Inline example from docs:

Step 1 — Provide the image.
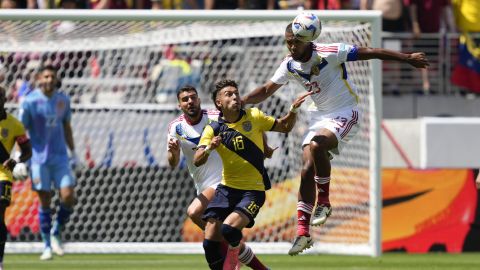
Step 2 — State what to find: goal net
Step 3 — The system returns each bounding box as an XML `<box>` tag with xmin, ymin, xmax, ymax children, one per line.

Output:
<box><xmin>0</xmin><ymin>10</ymin><xmax>381</xmax><ymax>256</ymax></box>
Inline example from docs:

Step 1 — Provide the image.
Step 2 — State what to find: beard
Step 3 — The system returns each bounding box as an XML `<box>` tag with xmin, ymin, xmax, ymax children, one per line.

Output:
<box><xmin>186</xmin><ymin>107</ymin><xmax>200</xmax><ymax>118</ymax></box>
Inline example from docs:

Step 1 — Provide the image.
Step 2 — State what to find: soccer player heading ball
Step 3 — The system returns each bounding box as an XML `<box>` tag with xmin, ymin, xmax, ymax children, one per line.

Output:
<box><xmin>242</xmin><ymin>14</ymin><xmax>429</xmax><ymax>255</ymax></box>
<box><xmin>292</xmin><ymin>12</ymin><xmax>322</xmax><ymax>42</ymax></box>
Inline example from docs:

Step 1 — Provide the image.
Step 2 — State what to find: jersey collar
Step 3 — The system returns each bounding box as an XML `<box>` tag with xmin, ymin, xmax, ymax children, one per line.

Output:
<box><xmin>218</xmin><ymin>109</ymin><xmax>246</xmax><ymax>124</ymax></box>
<box><xmin>184</xmin><ymin>110</ymin><xmax>204</xmax><ymax>126</ymax></box>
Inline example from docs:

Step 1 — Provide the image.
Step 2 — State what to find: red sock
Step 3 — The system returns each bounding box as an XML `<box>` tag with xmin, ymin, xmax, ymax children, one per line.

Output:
<box><xmin>315</xmin><ymin>176</ymin><xmax>331</xmax><ymax>206</ymax></box>
<box><xmin>297</xmin><ymin>201</ymin><xmax>313</xmax><ymax>236</ymax></box>
<box><xmin>238</xmin><ymin>245</ymin><xmax>268</xmax><ymax>270</ymax></box>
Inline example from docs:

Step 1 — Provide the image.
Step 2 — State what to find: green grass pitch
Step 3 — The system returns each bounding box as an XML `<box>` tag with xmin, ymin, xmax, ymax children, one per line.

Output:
<box><xmin>5</xmin><ymin>253</ymin><xmax>480</xmax><ymax>270</ymax></box>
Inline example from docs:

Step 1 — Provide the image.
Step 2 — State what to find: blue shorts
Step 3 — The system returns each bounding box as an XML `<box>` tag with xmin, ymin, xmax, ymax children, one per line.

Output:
<box><xmin>30</xmin><ymin>161</ymin><xmax>76</xmax><ymax>191</ymax></box>
<box><xmin>202</xmin><ymin>184</ymin><xmax>266</xmax><ymax>228</ymax></box>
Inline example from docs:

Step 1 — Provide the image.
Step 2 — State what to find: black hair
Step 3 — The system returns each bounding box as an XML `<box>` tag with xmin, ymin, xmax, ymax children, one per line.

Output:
<box><xmin>176</xmin><ymin>85</ymin><xmax>198</xmax><ymax>100</ymax></box>
<box><xmin>286</xmin><ymin>23</ymin><xmax>293</xmax><ymax>33</ymax></box>
<box><xmin>211</xmin><ymin>79</ymin><xmax>238</xmax><ymax>110</ymax></box>
<box><xmin>38</xmin><ymin>64</ymin><xmax>58</xmax><ymax>74</ymax></box>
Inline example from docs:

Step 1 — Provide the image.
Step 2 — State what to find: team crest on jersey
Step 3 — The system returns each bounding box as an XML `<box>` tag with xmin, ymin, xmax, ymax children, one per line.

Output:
<box><xmin>310</xmin><ymin>55</ymin><xmax>323</xmax><ymax>76</ymax></box>
<box><xmin>242</xmin><ymin>121</ymin><xmax>252</xmax><ymax>132</ymax></box>
<box><xmin>1</xmin><ymin>128</ymin><xmax>8</xmax><ymax>138</ymax></box>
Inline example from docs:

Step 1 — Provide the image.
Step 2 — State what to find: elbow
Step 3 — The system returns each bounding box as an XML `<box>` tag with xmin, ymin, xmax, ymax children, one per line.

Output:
<box><xmin>278</xmin><ymin>121</ymin><xmax>294</xmax><ymax>133</ymax></box>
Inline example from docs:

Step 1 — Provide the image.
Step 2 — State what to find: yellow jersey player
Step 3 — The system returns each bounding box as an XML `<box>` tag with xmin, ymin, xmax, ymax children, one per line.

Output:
<box><xmin>167</xmin><ymin>85</ymin><xmax>271</xmax><ymax>270</ymax></box>
<box><xmin>193</xmin><ymin>79</ymin><xmax>310</xmax><ymax>270</ymax></box>
<box><xmin>0</xmin><ymin>86</ymin><xmax>32</xmax><ymax>270</ymax></box>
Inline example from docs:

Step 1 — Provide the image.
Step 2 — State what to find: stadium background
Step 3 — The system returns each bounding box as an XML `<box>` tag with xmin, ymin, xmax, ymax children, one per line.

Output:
<box><xmin>0</xmin><ymin>1</ymin><xmax>479</xmax><ymax>269</ymax></box>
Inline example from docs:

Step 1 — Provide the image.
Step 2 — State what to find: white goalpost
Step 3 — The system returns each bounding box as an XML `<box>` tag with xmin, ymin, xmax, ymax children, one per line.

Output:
<box><xmin>0</xmin><ymin>9</ymin><xmax>382</xmax><ymax>257</ymax></box>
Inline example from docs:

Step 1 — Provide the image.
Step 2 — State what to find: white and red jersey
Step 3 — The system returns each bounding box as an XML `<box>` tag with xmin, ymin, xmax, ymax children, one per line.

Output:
<box><xmin>271</xmin><ymin>42</ymin><xmax>360</xmax><ymax>113</ymax></box>
<box><xmin>167</xmin><ymin>109</ymin><xmax>222</xmax><ymax>194</ymax></box>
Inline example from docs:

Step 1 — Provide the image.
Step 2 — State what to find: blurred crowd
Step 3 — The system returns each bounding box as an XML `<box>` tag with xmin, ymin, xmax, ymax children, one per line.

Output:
<box><xmin>0</xmin><ymin>0</ymin><xmax>477</xmax><ymax>37</ymax></box>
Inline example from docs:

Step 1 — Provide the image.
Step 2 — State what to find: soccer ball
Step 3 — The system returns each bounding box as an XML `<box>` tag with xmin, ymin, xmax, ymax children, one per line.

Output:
<box><xmin>292</xmin><ymin>12</ymin><xmax>321</xmax><ymax>42</ymax></box>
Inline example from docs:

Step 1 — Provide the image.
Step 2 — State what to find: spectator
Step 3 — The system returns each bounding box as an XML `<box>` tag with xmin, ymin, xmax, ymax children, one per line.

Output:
<box><xmin>90</xmin><ymin>0</ymin><xmax>130</xmax><ymax>9</ymax></box>
<box><xmin>59</xmin><ymin>0</ymin><xmax>88</xmax><ymax>8</ymax></box>
<box><xmin>361</xmin><ymin>0</ymin><xmax>407</xmax><ymax>32</ymax></box>
<box><xmin>451</xmin><ymin>0</ymin><xmax>480</xmax><ymax>94</ymax></box>
<box><xmin>409</xmin><ymin>0</ymin><xmax>456</xmax><ymax>94</ymax></box>
<box><xmin>245</xmin><ymin>0</ymin><xmax>276</xmax><ymax>9</ymax></box>
<box><xmin>1</xmin><ymin>0</ymin><xmax>16</xmax><ymax>8</ymax></box>
<box><xmin>278</xmin><ymin>0</ymin><xmax>304</xmax><ymax>9</ymax></box>
<box><xmin>304</xmin><ymin>0</ymin><xmax>353</xmax><ymax>9</ymax></box>
<box><xmin>452</xmin><ymin>0</ymin><xmax>480</xmax><ymax>32</ymax></box>
<box><xmin>205</xmin><ymin>0</ymin><xmax>242</xmax><ymax>9</ymax></box>
<box><xmin>362</xmin><ymin>0</ymin><xmax>408</xmax><ymax>95</ymax></box>
<box><xmin>150</xmin><ymin>0</ymin><xmax>201</xmax><ymax>9</ymax></box>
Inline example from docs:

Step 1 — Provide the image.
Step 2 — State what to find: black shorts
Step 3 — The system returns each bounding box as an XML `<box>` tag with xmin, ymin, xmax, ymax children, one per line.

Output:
<box><xmin>0</xmin><ymin>181</ymin><xmax>12</xmax><ymax>207</ymax></box>
<box><xmin>202</xmin><ymin>184</ymin><xmax>265</xmax><ymax>228</ymax></box>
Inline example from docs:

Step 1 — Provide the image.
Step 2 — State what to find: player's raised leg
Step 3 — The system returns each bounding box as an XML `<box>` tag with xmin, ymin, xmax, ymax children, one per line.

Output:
<box><xmin>288</xmin><ymin>146</ymin><xmax>315</xmax><ymax>256</ymax></box>
<box><xmin>309</xmin><ymin>128</ymin><xmax>337</xmax><ymax>226</ymax></box>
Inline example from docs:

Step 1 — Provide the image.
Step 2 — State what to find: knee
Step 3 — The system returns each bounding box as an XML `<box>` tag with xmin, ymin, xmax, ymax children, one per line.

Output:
<box><xmin>310</xmin><ymin>136</ymin><xmax>330</xmax><ymax>156</ymax></box>
<box><xmin>310</xmin><ymin>136</ymin><xmax>328</xmax><ymax>151</ymax></box>
<box><xmin>221</xmin><ymin>224</ymin><xmax>242</xmax><ymax>247</ymax></box>
<box><xmin>187</xmin><ymin>205</ymin><xmax>203</xmax><ymax>221</ymax></box>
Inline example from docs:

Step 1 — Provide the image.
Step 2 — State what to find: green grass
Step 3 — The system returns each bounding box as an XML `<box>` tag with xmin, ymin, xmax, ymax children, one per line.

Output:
<box><xmin>5</xmin><ymin>253</ymin><xmax>480</xmax><ymax>270</ymax></box>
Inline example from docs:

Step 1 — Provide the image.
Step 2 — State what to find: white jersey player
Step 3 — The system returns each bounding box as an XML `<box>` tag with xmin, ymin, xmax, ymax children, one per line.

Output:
<box><xmin>167</xmin><ymin>85</ymin><xmax>271</xmax><ymax>270</ymax></box>
<box><xmin>168</xmin><ymin>109</ymin><xmax>221</xmax><ymax>194</ymax></box>
<box><xmin>242</xmin><ymin>22</ymin><xmax>429</xmax><ymax>255</ymax></box>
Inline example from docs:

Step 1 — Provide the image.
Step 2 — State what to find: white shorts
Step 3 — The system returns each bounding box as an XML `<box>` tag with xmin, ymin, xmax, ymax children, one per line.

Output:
<box><xmin>302</xmin><ymin>107</ymin><xmax>361</xmax><ymax>156</ymax></box>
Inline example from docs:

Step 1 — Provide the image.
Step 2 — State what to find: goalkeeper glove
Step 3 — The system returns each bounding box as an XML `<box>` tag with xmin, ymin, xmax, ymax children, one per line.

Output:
<box><xmin>12</xmin><ymin>162</ymin><xmax>29</xmax><ymax>181</ymax></box>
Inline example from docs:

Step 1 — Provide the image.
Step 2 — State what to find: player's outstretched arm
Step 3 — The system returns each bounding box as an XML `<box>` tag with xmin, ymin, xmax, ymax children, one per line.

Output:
<box><xmin>357</xmin><ymin>47</ymin><xmax>430</xmax><ymax>68</ymax></box>
<box><xmin>242</xmin><ymin>81</ymin><xmax>283</xmax><ymax>105</ymax></box>
<box><xmin>272</xmin><ymin>92</ymin><xmax>312</xmax><ymax>133</ymax></box>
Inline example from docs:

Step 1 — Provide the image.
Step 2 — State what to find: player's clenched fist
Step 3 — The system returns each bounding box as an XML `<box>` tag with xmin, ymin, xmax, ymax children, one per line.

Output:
<box><xmin>209</xmin><ymin>135</ymin><xmax>222</xmax><ymax>150</ymax></box>
<box><xmin>168</xmin><ymin>137</ymin><xmax>179</xmax><ymax>150</ymax></box>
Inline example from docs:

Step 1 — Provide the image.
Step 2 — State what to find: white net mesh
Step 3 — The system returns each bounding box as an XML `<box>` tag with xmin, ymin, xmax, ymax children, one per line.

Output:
<box><xmin>1</xmin><ymin>11</ymin><xmax>378</xmax><ymax>255</ymax></box>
